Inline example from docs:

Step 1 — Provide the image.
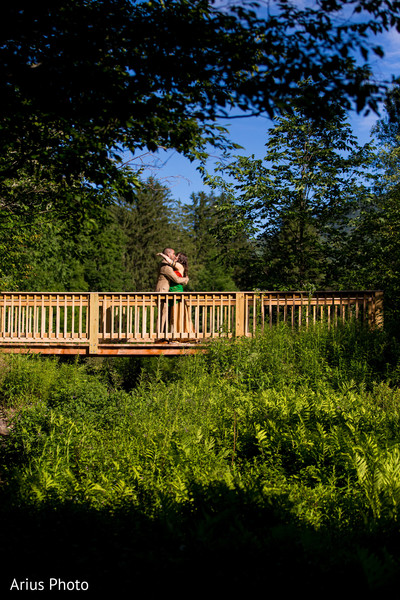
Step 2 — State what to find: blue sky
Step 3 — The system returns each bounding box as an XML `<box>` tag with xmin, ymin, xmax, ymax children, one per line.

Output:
<box><xmin>127</xmin><ymin>13</ymin><xmax>400</xmax><ymax>205</ymax></box>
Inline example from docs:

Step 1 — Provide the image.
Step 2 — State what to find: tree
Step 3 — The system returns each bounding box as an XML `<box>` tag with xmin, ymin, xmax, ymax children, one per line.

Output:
<box><xmin>20</xmin><ymin>177</ymin><xmax>188</xmax><ymax>292</ymax></box>
<box><xmin>20</xmin><ymin>218</ymin><xmax>106</xmax><ymax>292</ymax></box>
<box><xmin>1</xmin><ymin>0</ymin><xmax>398</xmax><ymax>224</ymax></box>
<box><xmin>180</xmin><ymin>191</ymin><xmax>240</xmax><ymax>290</ymax></box>
<box><xmin>0</xmin><ymin>221</ymin><xmax>38</xmax><ymax>290</ymax></box>
<box><xmin>113</xmin><ymin>178</ymin><xmax>189</xmax><ymax>291</ymax></box>
<box><xmin>338</xmin><ymin>82</ymin><xmax>400</xmax><ymax>322</ymax></box>
<box><xmin>210</xmin><ymin>85</ymin><xmax>375</xmax><ymax>289</ymax></box>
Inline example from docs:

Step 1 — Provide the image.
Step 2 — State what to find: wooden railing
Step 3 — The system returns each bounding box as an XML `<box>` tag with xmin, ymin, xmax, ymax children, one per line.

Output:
<box><xmin>0</xmin><ymin>291</ymin><xmax>383</xmax><ymax>355</ymax></box>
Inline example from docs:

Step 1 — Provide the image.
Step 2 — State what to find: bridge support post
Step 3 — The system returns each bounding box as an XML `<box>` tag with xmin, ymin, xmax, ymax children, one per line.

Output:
<box><xmin>89</xmin><ymin>293</ymin><xmax>99</xmax><ymax>354</ymax></box>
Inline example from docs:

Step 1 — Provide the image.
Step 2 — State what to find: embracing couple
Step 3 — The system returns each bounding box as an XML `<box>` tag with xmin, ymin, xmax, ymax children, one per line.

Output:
<box><xmin>155</xmin><ymin>247</ymin><xmax>194</xmax><ymax>335</ymax></box>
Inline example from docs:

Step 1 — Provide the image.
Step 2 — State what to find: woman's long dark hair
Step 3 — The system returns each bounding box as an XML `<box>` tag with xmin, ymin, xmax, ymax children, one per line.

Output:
<box><xmin>177</xmin><ymin>252</ymin><xmax>188</xmax><ymax>277</ymax></box>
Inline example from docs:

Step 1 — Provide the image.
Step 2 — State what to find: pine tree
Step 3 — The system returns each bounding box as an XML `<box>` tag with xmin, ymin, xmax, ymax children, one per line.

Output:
<box><xmin>114</xmin><ymin>177</ymin><xmax>188</xmax><ymax>292</ymax></box>
<box><xmin>181</xmin><ymin>191</ymin><xmax>258</xmax><ymax>291</ymax></box>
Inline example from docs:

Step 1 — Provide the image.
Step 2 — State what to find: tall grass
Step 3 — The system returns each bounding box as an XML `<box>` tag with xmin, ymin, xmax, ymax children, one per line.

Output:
<box><xmin>1</xmin><ymin>322</ymin><xmax>400</xmax><ymax>593</ymax></box>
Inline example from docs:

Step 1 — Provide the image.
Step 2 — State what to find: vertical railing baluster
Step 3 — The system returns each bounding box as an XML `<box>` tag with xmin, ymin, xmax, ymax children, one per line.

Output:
<box><xmin>235</xmin><ymin>293</ymin><xmax>245</xmax><ymax>337</ymax></box>
<box><xmin>1</xmin><ymin>295</ymin><xmax>5</xmax><ymax>338</ymax></box>
<box><xmin>64</xmin><ymin>295</ymin><xmax>67</xmax><ymax>339</ymax></box>
<box><xmin>89</xmin><ymin>293</ymin><xmax>99</xmax><ymax>354</ymax></box>
<box><xmin>49</xmin><ymin>295</ymin><xmax>53</xmax><ymax>339</ymax></box>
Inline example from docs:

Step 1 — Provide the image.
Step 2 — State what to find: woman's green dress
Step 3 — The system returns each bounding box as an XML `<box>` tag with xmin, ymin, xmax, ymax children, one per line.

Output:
<box><xmin>168</xmin><ymin>282</ymin><xmax>183</xmax><ymax>307</ymax></box>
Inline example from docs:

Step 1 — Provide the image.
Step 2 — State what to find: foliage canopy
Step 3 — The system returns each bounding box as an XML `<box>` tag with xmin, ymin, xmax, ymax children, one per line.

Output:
<box><xmin>1</xmin><ymin>0</ymin><xmax>399</xmax><ymax>220</ymax></box>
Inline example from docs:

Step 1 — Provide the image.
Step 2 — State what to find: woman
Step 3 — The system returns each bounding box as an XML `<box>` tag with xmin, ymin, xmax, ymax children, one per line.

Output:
<box><xmin>157</xmin><ymin>251</ymin><xmax>194</xmax><ymax>334</ymax></box>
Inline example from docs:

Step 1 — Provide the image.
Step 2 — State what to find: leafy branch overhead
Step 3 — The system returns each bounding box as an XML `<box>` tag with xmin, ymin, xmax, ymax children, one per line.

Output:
<box><xmin>1</xmin><ymin>0</ymin><xmax>399</xmax><ymax>220</ymax></box>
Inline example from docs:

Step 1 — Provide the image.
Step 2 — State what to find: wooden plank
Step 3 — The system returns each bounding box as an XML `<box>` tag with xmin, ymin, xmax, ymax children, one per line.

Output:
<box><xmin>375</xmin><ymin>291</ymin><xmax>384</xmax><ymax>329</ymax></box>
<box><xmin>78</xmin><ymin>295</ymin><xmax>83</xmax><ymax>339</ymax></box>
<box><xmin>235</xmin><ymin>293</ymin><xmax>245</xmax><ymax>337</ymax></box>
<box><xmin>119</xmin><ymin>295</ymin><xmax>123</xmax><ymax>338</ymax></box>
<box><xmin>189</xmin><ymin>294</ymin><xmax>194</xmax><ymax>339</ymax></box>
<box><xmin>127</xmin><ymin>295</ymin><xmax>131</xmax><ymax>340</ymax></box>
<box><xmin>195</xmin><ymin>295</ymin><xmax>200</xmax><ymax>338</ymax></box>
<box><xmin>0</xmin><ymin>344</ymin><xmax>203</xmax><ymax>356</ymax></box>
<box><xmin>89</xmin><ymin>293</ymin><xmax>99</xmax><ymax>354</ymax></box>
<box><xmin>156</xmin><ymin>294</ymin><xmax>161</xmax><ymax>338</ymax></box>
<box><xmin>1</xmin><ymin>295</ymin><xmax>5</xmax><ymax>337</ymax></box>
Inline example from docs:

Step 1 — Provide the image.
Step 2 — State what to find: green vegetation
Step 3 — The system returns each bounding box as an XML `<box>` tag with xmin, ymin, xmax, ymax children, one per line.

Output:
<box><xmin>3</xmin><ymin>0</ymin><xmax>390</xmax><ymax>238</ymax></box>
<box><xmin>2</xmin><ymin>4</ymin><xmax>400</xmax><ymax>593</ymax></box>
<box><xmin>1</xmin><ymin>323</ymin><xmax>400</xmax><ymax>593</ymax></box>
<box><xmin>2</xmin><ymin>3</ymin><xmax>400</xmax><ymax>311</ymax></box>
<box><xmin>10</xmin><ymin>185</ymin><xmax>246</xmax><ymax>294</ymax></box>
<box><xmin>210</xmin><ymin>86</ymin><xmax>375</xmax><ymax>290</ymax></box>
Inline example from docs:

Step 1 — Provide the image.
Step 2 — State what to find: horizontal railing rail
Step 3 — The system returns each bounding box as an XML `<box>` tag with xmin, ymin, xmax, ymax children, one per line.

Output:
<box><xmin>0</xmin><ymin>290</ymin><xmax>383</xmax><ymax>355</ymax></box>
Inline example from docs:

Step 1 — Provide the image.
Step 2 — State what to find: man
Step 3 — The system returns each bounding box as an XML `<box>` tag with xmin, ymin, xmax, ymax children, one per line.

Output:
<box><xmin>155</xmin><ymin>248</ymin><xmax>188</xmax><ymax>291</ymax></box>
<box><xmin>155</xmin><ymin>247</ymin><xmax>189</xmax><ymax>335</ymax></box>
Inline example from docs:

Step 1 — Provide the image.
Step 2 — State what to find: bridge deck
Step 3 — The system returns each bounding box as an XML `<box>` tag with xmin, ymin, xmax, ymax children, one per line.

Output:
<box><xmin>0</xmin><ymin>291</ymin><xmax>383</xmax><ymax>356</ymax></box>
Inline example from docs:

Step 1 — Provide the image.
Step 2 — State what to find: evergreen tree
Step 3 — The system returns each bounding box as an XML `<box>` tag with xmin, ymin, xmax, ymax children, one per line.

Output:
<box><xmin>181</xmin><ymin>191</ymin><xmax>260</xmax><ymax>291</ymax></box>
<box><xmin>21</xmin><ymin>177</ymin><xmax>188</xmax><ymax>293</ymax></box>
<box><xmin>114</xmin><ymin>177</ymin><xmax>189</xmax><ymax>292</ymax></box>
<box><xmin>181</xmin><ymin>191</ymin><xmax>224</xmax><ymax>290</ymax></box>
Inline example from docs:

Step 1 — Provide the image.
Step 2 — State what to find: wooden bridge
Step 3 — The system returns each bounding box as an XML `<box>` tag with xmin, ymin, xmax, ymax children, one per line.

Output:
<box><xmin>0</xmin><ymin>290</ymin><xmax>383</xmax><ymax>356</ymax></box>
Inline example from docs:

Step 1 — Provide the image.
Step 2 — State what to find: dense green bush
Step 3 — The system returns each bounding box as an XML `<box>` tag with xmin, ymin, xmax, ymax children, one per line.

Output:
<box><xmin>1</xmin><ymin>323</ymin><xmax>400</xmax><ymax>593</ymax></box>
